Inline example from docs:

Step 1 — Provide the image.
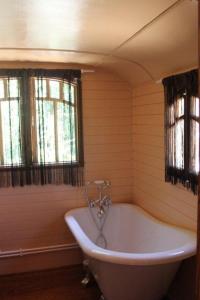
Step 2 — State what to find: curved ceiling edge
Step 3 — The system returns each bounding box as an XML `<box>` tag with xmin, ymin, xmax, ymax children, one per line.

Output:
<box><xmin>0</xmin><ymin>47</ymin><xmax>154</xmax><ymax>82</ymax></box>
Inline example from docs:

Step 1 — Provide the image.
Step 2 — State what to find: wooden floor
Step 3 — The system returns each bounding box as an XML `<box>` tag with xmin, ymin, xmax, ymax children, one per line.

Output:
<box><xmin>0</xmin><ymin>265</ymin><xmax>101</xmax><ymax>300</ymax></box>
<box><xmin>0</xmin><ymin>258</ymin><xmax>195</xmax><ymax>300</ymax></box>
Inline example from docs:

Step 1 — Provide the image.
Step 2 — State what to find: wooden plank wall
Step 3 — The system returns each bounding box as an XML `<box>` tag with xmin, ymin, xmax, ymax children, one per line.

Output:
<box><xmin>0</xmin><ymin>63</ymin><xmax>197</xmax><ymax>275</ymax></box>
<box><xmin>132</xmin><ymin>82</ymin><xmax>197</xmax><ymax>231</ymax></box>
<box><xmin>0</xmin><ymin>67</ymin><xmax>132</xmax><ymax>273</ymax></box>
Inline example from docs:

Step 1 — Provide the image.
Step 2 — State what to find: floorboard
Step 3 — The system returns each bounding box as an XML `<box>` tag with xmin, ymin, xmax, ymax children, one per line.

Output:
<box><xmin>0</xmin><ymin>265</ymin><xmax>101</xmax><ymax>300</ymax></box>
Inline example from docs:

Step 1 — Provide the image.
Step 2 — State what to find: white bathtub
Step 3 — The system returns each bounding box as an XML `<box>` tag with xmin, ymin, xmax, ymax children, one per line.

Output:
<box><xmin>64</xmin><ymin>203</ymin><xmax>196</xmax><ymax>300</ymax></box>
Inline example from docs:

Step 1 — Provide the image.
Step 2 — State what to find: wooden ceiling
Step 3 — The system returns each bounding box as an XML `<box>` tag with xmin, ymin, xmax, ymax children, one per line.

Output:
<box><xmin>0</xmin><ymin>0</ymin><xmax>197</xmax><ymax>85</ymax></box>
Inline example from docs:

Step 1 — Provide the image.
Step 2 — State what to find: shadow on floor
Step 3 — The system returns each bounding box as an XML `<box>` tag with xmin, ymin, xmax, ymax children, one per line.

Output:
<box><xmin>0</xmin><ymin>265</ymin><xmax>101</xmax><ymax>300</ymax></box>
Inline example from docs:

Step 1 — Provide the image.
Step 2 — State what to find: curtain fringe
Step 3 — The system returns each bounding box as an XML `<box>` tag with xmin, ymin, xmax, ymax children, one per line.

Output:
<box><xmin>0</xmin><ymin>166</ymin><xmax>84</xmax><ymax>187</ymax></box>
<box><xmin>166</xmin><ymin>167</ymin><xmax>198</xmax><ymax>195</ymax></box>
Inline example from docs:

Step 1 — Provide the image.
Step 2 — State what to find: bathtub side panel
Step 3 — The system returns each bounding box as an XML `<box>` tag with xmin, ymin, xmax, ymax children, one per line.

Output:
<box><xmin>89</xmin><ymin>258</ymin><xmax>180</xmax><ymax>300</ymax></box>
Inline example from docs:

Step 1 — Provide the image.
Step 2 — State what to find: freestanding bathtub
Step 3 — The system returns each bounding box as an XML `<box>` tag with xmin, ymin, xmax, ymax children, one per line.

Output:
<box><xmin>64</xmin><ymin>203</ymin><xmax>196</xmax><ymax>300</ymax></box>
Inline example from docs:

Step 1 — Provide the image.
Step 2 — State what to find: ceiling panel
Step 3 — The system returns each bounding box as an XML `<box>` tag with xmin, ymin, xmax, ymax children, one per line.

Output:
<box><xmin>0</xmin><ymin>0</ymin><xmax>197</xmax><ymax>86</ymax></box>
<box><xmin>114</xmin><ymin>0</ymin><xmax>198</xmax><ymax>80</ymax></box>
<box><xmin>0</xmin><ymin>0</ymin><xmax>177</xmax><ymax>52</ymax></box>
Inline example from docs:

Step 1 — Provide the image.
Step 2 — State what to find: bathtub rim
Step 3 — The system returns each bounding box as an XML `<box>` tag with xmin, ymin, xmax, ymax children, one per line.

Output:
<box><xmin>64</xmin><ymin>203</ymin><xmax>196</xmax><ymax>266</ymax></box>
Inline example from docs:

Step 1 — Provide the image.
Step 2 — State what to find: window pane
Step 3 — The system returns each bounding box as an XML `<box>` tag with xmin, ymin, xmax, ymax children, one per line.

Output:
<box><xmin>191</xmin><ymin>96</ymin><xmax>199</xmax><ymax>117</ymax></box>
<box><xmin>1</xmin><ymin>101</ymin><xmax>21</xmax><ymax>165</ymax></box>
<box><xmin>0</xmin><ymin>80</ymin><xmax>4</xmax><ymax>98</ymax></box>
<box><xmin>175</xmin><ymin>119</ymin><xmax>184</xmax><ymax>169</ymax></box>
<box><xmin>176</xmin><ymin>97</ymin><xmax>184</xmax><ymax>118</ymax></box>
<box><xmin>33</xmin><ymin>77</ymin><xmax>79</xmax><ymax>166</ymax></box>
<box><xmin>190</xmin><ymin>119</ymin><xmax>199</xmax><ymax>174</ymax></box>
<box><xmin>64</xmin><ymin>83</ymin><xmax>75</xmax><ymax>103</ymax></box>
<box><xmin>35</xmin><ymin>79</ymin><xmax>47</xmax><ymax>98</ymax></box>
<box><xmin>36</xmin><ymin>100</ymin><xmax>55</xmax><ymax>163</ymax></box>
<box><xmin>168</xmin><ymin>126</ymin><xmax>175</xmax><ymax>167</ymax></box>
<box><xmin>57</xmin><ymin>103</ymin><xmax>77</xmax><ymax>162</ymax></box>
<box><xmin>49</xmin><ymin>80</ymin><xmax>60</xmax><ymax>99</ymax></box>
<box><xmin>8</xmin><ymin>79</ymin><xmax>19</xmax><ymax>98</ymax></box>
<box><xmin>168</xmin><ymin>104</ymin><xmax>175</xmax><ymax>125</ymax></box>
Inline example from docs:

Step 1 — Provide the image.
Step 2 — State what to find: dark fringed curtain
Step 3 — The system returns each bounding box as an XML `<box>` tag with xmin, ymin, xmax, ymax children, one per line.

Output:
<box><xmin>163</xmin><ymin>69</ymin><xmax>198</xmax><ymax>194</ymax></box>
<box><xmin>0</xmin><ymin>69</ymin><xmax>84</xmax><ymax>187</ymax></box>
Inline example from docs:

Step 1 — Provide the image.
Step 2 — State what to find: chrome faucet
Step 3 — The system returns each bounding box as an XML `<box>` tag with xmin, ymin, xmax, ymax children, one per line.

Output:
<box><xmin>85</xmin><ymin>180</ymin><xmax>112</xmax><ymax>218</ymax></box>
<box><xmin>91</xmin><ymin>195</ymin><xmax>111</xmax><ymax>218</ymax></box>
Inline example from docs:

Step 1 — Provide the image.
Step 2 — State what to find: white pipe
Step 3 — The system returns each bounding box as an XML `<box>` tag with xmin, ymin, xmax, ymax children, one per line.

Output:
<box><xmin>0</xmin><ymin>243</ymin><xmax>79</xmax><ymax>258</ymax></box>
<box><xmin>81</xmin><ymin>69</ymin><xmax>95</xmax><ymax>73</ymax></box>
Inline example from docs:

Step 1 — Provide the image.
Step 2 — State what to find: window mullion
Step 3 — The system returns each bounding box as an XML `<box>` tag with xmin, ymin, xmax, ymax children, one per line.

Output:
<box><xmin>191</xmin><ymin>115</ymin><xmax>199</xmax><ymax>122</ymax></box>
<box><xmin>4</xmin><ymin>78</ymin><xmax>7</xmax><ymax>100</ymax></box>
<box><xmin>60</xmin><ymin>80</ymin><xmax>63</xmax><ymax>101</ymax></box>
<box><xmin>22</xmin><ymin>74</ymin><xmax>33</xmax><ymax>168</ymax></box>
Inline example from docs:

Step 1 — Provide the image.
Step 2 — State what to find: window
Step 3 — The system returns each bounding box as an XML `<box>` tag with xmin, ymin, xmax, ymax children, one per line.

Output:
<box><xmin>167</xmin><ymin>97</ymin><xmax>185</xmax><ymax>170</ymax></box>
<box><xmin>0</xmin><ymin>69</ymin><xmax>83</xmax><ymax>187</ymax></box>
<box><xmin>0</xmin><ymin>78</ymin><xmax>22</xmax><ymax>166</ymax></box>
<box><xmin>190</xmin><ymin>96</ymin><xmax>199</xmax><ymax>174</ymax></box>
<box><xmin>33</xmin><ymin>78</ymin><xmax>78</xmax><ymax>164</ymax></box>
<box><xmin>163</xmin><ymin>69</ymin><xmax>198</xmax><ymax>194</ymax></box>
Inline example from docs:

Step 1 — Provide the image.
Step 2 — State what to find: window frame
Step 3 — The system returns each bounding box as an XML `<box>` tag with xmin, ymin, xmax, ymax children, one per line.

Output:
<box><xmin>31</xmin><ymin>77</ymin><xmax>80</xmax><ymax>166</ymax></box>
<box><xmin>163</xmin><ymin>69</ymin><xmax>198</xmax><ymax>194</ymax></box>
<box><xmin>0</xmin><ymin>68</ymin><xmax>84</xmax><ymax>187</ymax></box>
